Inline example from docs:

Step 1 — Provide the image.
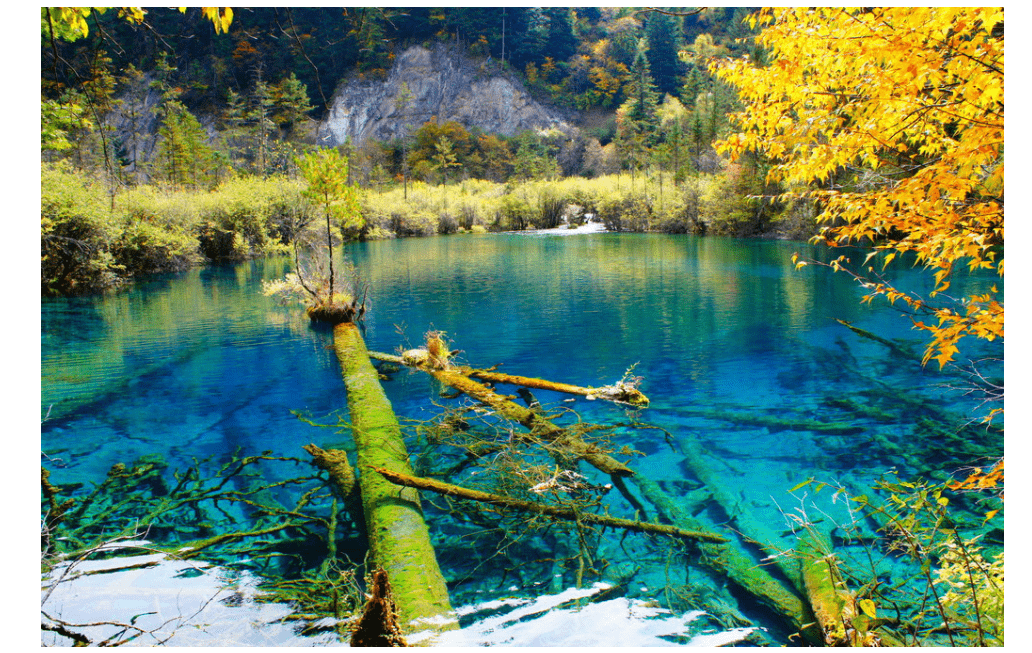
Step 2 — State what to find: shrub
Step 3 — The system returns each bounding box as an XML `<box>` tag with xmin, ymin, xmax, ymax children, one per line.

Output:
<box><xmin>499</xmin><ymin>195</ymin><xmax>535</xmax><ymax>231</ymax></box>
<box><xmin>597</xmin><ymin>195</ymin><xmax>652</xmax><ymax>232</ymax></box>
<box><xmin>41</xmin><ymin>163</ymin><xmax>122</xmax><ymax>295</ymax></box>
<box><xmin>535</xmin><ymin>191</ymin><xmax>565</xmax><ymax>229</ymax></box>
<box><xmin>112</xmin><ymin>220</ymin><xmax>199</xmax><ymax>274</ymax></box>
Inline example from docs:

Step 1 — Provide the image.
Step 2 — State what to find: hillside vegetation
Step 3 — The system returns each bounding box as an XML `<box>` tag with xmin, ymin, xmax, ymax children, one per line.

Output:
<box><xmin>43</xmin><ymin>7</ymin><xmax>797</xmax><ymax>295</ymax></box>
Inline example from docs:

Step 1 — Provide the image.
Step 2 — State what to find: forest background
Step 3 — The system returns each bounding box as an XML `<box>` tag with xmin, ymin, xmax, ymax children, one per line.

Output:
<box><xmin>40</xmin><ymin>6</ymin><xmax>801</xmax><ymax>297</ymax></box>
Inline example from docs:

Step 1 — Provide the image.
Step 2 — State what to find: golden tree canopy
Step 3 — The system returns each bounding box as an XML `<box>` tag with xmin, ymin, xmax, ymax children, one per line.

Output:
<box><xmin>713</xmin><ymin>7</ymin><xmax>1003</xmax><ymax>370</ymax></box>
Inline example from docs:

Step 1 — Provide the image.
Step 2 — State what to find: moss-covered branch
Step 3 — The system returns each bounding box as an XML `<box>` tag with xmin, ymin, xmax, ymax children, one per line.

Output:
<box><xmin>368</xmin><ymin>350</ymin><xmax>649</xmax><ymax>407</ymax></box>
<box><xmin>373</xmin><ymin>466</ymin><xmax>727</xmax><ymax>543</ymax></box>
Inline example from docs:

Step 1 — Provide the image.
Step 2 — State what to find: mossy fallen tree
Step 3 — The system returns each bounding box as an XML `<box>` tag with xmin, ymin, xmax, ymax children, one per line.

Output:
<box><xmin>428</xmin><ymin>368</ymin><xmax>635</xmax><ymax>478</ymax></box>
<box><xmin>836</xmin><ymin>319</ymin><xmax>919</xmax><ymax>362</ymax></box>
<box><xmin>331</xmin><ymin>322</ymin><xmax>457</xmax><ymax>637</ymax></box>
<box><xmin>367</xmin><ymin>350</ymin><xmax>650</xmax><ymax>407</ymax></box>
<box><xmin>373</xmin><ymin>466</ymin><xmax>727</xmax><ymax>543</ymax></box>
<box><xmin>797</xmin><ymin>528</ymin><xmax>902</xmax><ymax>646</ymax></box>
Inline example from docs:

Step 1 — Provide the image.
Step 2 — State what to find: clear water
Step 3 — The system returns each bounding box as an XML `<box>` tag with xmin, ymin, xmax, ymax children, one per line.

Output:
<box><xmin>41</xmin><ymin>233</ymin><xmax>1003</xmax><ymax>645</ymax></box>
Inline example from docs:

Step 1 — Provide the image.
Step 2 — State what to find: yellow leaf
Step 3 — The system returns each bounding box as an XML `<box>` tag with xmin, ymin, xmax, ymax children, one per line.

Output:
<box><xmin>859</xmin><ymin>599</ymin><xmax>877</xmax><ymax>620</ymax></box>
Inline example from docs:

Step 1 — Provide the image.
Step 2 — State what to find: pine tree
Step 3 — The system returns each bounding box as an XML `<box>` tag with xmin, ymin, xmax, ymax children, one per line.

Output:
<box><xmin>542</xmin><ymin>7</ymin><xmax>577</xmax><ymax>64</ymax></box>
<box><xmin>644</xmin><ymin>11</ymin><xmax>683</xmax><ymax>96</ymax></box>
<box><xmin>222</xmin><ymin>88</ymin><xmax>248</xmax><ymax>168</ymax></box>
<box><xmin>273</xmin><ymin>73</ymin><xmax>314</xmax><ymax>130</ymax></box>
<box><xmin>155</xmin><ymin>100</ymin><xmax>213</xmax><ymax>188</ymax></box>
<box><xmin>115</xmin><ymin>64</ymin><xmax>151</xmax><ymax>183</ymax></box>
<box><xmin>625</xmin><ymin>39</ymin><xmax>660</xmax><ymax>135</ymax></box>
<box><xmin>247</xmin><ymin>77</ymin><xmax>277</xmax><ymax>175</ymax></box>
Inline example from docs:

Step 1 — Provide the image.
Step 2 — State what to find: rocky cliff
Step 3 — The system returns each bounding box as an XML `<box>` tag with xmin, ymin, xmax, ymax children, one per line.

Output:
<box><xmin>317</xmin><ymin>44</ymin><xmax>572</xmax><ymax>146</ymax></box>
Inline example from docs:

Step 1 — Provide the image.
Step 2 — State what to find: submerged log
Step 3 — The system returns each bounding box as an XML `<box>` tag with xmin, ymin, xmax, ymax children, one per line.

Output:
<box><xmin>332</xmin><ymin>322</ymin><xmax>457</xmax><ymax>637</ymax></box>
<box><xmin>629</xmin><ymin>474</ymin><xmax>821</xmax><ymax>645</ymax></box>
<box><xmin>798</xmin><ymin>529</ymin><xmax>852</xmax><ymax>646</ymax></box>
<box><xmin>836</xmin><ymin>319</ymin><xmax>918</xmax><ymax>362</ymax></box>
<box><xmin>373</xmin><ymin>467</ymin><xmax>727</xmax><ymax>543</ymax></box>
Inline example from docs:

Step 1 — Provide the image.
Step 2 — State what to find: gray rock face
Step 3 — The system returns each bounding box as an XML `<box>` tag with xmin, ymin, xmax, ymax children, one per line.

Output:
<box><xmin>317</xmin><ymin>44</ymin><xmax>570</xmax><ymax>146</ymax></box>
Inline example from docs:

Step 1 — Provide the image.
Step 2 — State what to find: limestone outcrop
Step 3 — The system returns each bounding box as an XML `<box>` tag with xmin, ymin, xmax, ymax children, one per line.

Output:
<box><xmin>317</xmin><ymin>44</ymin><xmax>571</xmax><ymax>146</ymax></box>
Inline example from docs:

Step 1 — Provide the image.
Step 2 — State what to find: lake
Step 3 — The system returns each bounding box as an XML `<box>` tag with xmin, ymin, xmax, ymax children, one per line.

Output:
<box><xmin>41</xmin><ymin>232</ymin><xmax>1003</xmax><ymax>646</ymax></box>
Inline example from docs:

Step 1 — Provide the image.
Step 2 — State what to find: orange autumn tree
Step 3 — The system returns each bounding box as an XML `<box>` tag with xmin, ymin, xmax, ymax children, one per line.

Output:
<box><xmin>713</xmin><ymin>8</ymin><xmax>1003</xmax><ymax>376</ymax></box>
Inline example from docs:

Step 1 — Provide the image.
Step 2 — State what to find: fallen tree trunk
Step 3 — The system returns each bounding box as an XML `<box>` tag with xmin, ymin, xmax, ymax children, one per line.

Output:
<box><xmin>332</xmin><ymin>322</ymin><xmax>457</xmax><ymax>637</ymax></box>
<box><xmin>368</xmin><ymin>351</ymin><xmax>649</xmax><ymax>407</ymax></box>
<box><xmin>429</xmin><ymin>367</ymin><xmax>635</xmax><ymax>478</ymax></box>
<box><xmin>373</xmin><ymin>466</ymin><xmax>727</xmax><ymax>543</ymax></box>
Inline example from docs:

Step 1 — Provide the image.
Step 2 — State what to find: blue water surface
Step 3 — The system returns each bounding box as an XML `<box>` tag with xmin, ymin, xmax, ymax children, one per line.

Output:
<box><xmin>41</xmin><ymin>233</ymin><xmax>1003</xmax><ymax>645</ymax></box>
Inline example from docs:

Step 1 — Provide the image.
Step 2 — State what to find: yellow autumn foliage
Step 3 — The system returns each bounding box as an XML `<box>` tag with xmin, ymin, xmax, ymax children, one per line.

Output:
<box><xmin>713</xmin><ymin>7</ymin><xmax>1003</xmax><ymax>369</ymax></box>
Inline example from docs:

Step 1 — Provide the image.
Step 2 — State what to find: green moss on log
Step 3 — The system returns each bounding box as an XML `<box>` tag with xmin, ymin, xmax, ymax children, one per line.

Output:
<box><xmin>333</xmin><ymin>322</ymin><xmax>457</xmax><ymax>637</ymax></box>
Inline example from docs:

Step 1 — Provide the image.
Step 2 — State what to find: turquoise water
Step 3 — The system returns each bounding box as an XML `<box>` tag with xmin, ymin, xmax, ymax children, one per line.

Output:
<box><xmin>41</xmin><ymin>233</ymin><xmax>1003</xmax><ymax>645</ymax></box>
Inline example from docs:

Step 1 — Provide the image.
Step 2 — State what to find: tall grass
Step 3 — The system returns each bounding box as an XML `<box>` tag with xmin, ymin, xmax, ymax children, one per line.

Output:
<box><xmin>42</xmin><ymin>161</ymin><xmax>816</xmax><ymax>294</ymax></box>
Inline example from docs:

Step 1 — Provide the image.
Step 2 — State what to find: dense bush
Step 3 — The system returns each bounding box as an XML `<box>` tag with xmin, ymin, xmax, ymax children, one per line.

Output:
<box><xmin>598</xmin><ymin>194</ymin><xmax>652</xmax><ymax>232</ymax></box>
<box><xmin>41</xmin><ymin>165</ymin><xmax>310</xmax><ymax>294</ymax></box>
<box><xmin>41</xmin><ymin>163</ymin><xmax>121</xmax><ymax>295</ymax></box>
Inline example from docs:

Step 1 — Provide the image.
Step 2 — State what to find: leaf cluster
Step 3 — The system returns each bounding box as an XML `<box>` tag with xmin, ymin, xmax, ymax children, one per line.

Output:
<box><xmin>715</xmin><ymin>8</ymin><xmax>1004</xmax><ymax>368</ymax></box>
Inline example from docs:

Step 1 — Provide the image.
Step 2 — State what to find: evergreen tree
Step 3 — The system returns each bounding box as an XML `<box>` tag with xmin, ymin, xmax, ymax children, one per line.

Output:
<box><xmin>658</xmin><ymin>95</ymin><xmax>692</xmax><ymax>184</ymax></box>
<box><xmin>542</xmin><ymin>7</ymin><xmax>577</xmax><ymax>64</ymax></box>
<box><xmin>247</xmin><ymin>77</ymin><xmax>277</xmax><ymax>175</ymax></box>
<box><xmin>222</xmin><ymin>88</ymin><xmax>248</xmax><ymax>168</ymax></box>
<box><xmin>273</xmin><ymin>73</ymin><xmax>314</xmax><ymax>130</ymax></box>
<box><xmin>155</xmin><ymin>100</ymin><xmax>213</xmax><ymax>188</ymax></box>
<box><xmin>644</xmin><ymin>11</ymin><xmax>683</xmax><ymax>96</ymax></box>
<box><xmin>115</xmin><ymin>64</ymin><xmax>151</xmax><ymax>183</ymax></box>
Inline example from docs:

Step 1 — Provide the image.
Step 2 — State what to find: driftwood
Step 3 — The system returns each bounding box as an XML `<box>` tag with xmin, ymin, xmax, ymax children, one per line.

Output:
<box><xmin>373</xmin><ymin>466</ymin><xmax>727</xmax><ymax>543</ymax></box>
<box><xmin>331</xmin><ymin>323</ymin><xmax>457</xmax><ymax>637</ymax></box>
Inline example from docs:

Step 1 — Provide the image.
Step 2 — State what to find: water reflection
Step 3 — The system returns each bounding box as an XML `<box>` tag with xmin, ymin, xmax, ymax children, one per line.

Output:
<box><xmin>41</xmin><ymin>232</ymin><xmax>1003</xmax><ymax>645</ymax></box>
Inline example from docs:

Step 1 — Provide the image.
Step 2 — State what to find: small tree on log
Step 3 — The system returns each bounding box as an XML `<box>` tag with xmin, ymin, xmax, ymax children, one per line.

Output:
<box><xmin>265</xmin><ymin>148</ymin><xmax>367</xmax><ymax>324</ymax></box>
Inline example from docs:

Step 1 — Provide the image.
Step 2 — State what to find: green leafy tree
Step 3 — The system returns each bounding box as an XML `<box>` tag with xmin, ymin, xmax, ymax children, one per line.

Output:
<box><xmin>511</xmin><ymin>132</ymin><xmax>559</xmax><ymax>181</ymax></box>
<box><xmin>296</xmin><ymin>148</ymin><xmax>362</xmax><ymax>311</ymax></box>
<box><xmin>431</xmin><ymin>137</ymin><xmax>461</xmax><ymax>185</ymax></box>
